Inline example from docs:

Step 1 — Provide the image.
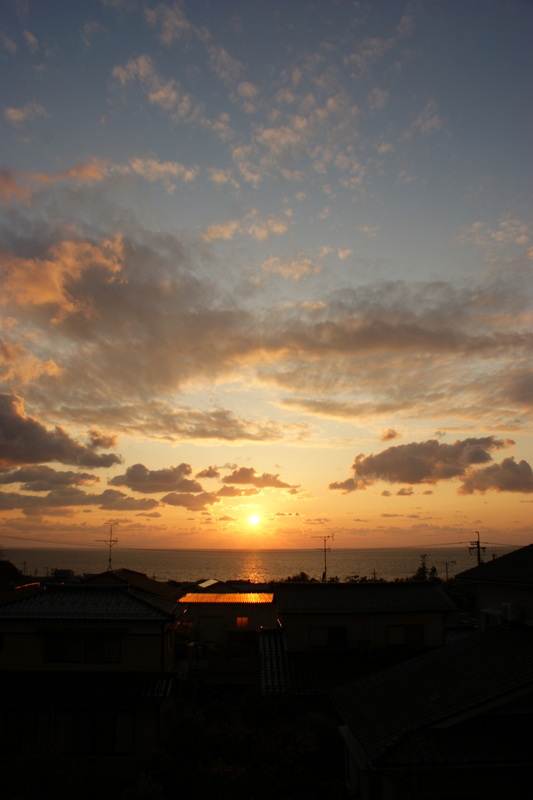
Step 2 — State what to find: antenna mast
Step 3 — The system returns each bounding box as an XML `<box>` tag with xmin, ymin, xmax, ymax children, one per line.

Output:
<box><xmin>313</xmin><ymin>533</ymin><xmax>334</xmax><ymax>582</ymax></box>
<box><xmin>97</xmin><ymin>522</ymin><xmax>119</xmax><ymax>571</ymax></box>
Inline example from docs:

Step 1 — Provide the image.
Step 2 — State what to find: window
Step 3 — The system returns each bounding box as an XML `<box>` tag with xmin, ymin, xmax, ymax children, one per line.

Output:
<box><xmin>55</xmin><ymin>708</ymin><xmax>135</xmax><ymax>755</ymax></box>
<box><xmin>44</xmin><ymin>633</ymin><xmax>121</xmax><ymax>663</ymax></box>
<box><xmin>44</xmin><ymin>634</ymin><xmax>82</xmax><ymax>663</ymax></box>
<box><xmin>236</xmin><ymin>616</ymin><xmax>249</xmax><ymax>628</ymax></box>
<box><xmin>84</xmin><ymin>635</ymin><xmax>121</xmax><ymax>663</ymax></box>
<box><xmin>386</xmin><ymin>624</ymin><xmax>424</xmax><ymax>647</ymax></box>
<box><xmin>309</xmin><ymin>626</ymin><xmax>348</xmax><ymax>649</ymax></box>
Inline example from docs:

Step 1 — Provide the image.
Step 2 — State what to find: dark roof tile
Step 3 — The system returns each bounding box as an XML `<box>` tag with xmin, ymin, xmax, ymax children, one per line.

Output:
<box><xmin>275</xmin><ymin>581</ymin><xmax>456</xmax><ymax>614</ymax></box>
<box><xmin>332</xmin><ymin>625</ymin><xmax>533</xmax><ymax>764</ymax></box>
<box><xmin>0</xmin><ymin>584</ymin><xmax>176</xmax><ymax>621</ymax></box>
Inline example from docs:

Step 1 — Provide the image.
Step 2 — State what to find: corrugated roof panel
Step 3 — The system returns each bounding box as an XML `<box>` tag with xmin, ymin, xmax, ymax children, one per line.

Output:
<box><xmin>179</xmin><ymin>593</ymin><xmax>274</xmax><ymax>604</ymax></box>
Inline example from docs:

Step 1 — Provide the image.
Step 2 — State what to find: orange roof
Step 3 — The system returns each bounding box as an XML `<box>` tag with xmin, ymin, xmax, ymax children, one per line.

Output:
<box><xmin>179</xmin><ymin>592</ymin><xmax>274</xmax><ymax>604</ymax></box>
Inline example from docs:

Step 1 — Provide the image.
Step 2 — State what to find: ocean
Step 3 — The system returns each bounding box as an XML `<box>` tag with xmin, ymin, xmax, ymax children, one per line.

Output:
<box><xmin>2</xmin><ymin>545</ymin><xmax>513</xmax><ymax>584</ymax></box>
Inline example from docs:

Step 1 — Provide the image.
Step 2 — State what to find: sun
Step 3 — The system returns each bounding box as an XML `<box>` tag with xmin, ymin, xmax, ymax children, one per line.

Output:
<box><xmin>248</xmin><ymin>514</ymin><xmax>261</xmax><ymax>526</ymax></box>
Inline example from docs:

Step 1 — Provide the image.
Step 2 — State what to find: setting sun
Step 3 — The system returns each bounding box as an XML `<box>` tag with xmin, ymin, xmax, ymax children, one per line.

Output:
<box><xmin>248</xmin><ymin>514</ymin><xmax>261</xmax><ymax>526</ymax></box>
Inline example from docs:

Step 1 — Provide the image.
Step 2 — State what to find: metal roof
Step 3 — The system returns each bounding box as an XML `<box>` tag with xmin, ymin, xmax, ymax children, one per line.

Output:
<box><xmin>179</xmin><ymin>592</ymin><xmax>274</xmax><ymax>604</ymax></box>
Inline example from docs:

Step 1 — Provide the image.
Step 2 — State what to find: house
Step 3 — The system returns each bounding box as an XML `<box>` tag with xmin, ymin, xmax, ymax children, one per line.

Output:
<box><xmin>178</xmin><ymin>590</ymin><xmax>277</xmax><ymax>643</ymax></box>
<box><xmin>332</xmin><ymin>624</ymin><xmax>533</xmax><ymax>799</ymax></box>
<box><xmin>0</xmin><ymin>583</ymin><xmax>181</xmax><ymax>758</ymax></box>
<box><xmin>265</xmin><ymin>581</ymin><xmax>457</xmax><ymax>694</ymax></box>
<box><xmin>177</xmin><ymin>590</ymin><xmax>277</xmax><ymax>688</ymax></box>
<box><xmin>84</xmin><ymin>566</ymin><xmax>183</xmax><ymax>600</ymax></box>
<box><xmin>457</xmin><ymin>543</ymin><xmax>533</xmax><ymax>629</ymax></box>
<box><xmin>275</xmin><ymin>581</ymin><xmax>456</xmax><ymax>654</ymax></box>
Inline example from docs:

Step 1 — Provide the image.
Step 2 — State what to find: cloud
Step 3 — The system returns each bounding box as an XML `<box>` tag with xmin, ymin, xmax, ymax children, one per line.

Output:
<box><xmin>407</xmin><ymin>100</ymin><xmax>443</xmax><ymax>137</ymax></box>
<box><xmin>195</xmin><ymin>466</ymin><xmax>220</xmax><ymax>479</ymax></box>
<box><xmin>262</xmin><ymin>254</ymin><xmax>322</xmax><ymax>281</ymax></box>
<box><xmin>459</xmin><ymin>457</ymin><xmax>533</xmax><ymax>494</ymax></box>
<box><xmin>207</xmin><ymin>168</ymin><xmax>239</xmax><ymax>189</ymax></box>
<box><xmin>329</xmin><ymin>436</ymin><xmax>513</xmax><ymax>492</ymax></box>
<box><xmin>112</xmin><ymin>54</ymin><xmax>200</xmax><ymax>120</ymax></box>
<box><xmin>0</xmin><ymin>30</ymin><xmax>17</xmax><ymax>54</ymax></box>
<box><xmin>4</xmin><ymin>101</ymin><xmax>48</xmax><ymax>127</ymax></box>
<box><xmin>458</xmin><ymin>217</ymin><xmax>530</xmax><ymax>253</ymax></box>
<box><xmin>0</xmin><ymin>394</ymin><xmax>122</xmax><ymax>468</ymax></box>
<box><xmin>0</xmin><ymin>465</ymin><xmax>99</xmax><ymax>491</ymax></box>
<box><xmin>216</xmin><ymin>485</ymin><xmax>259</xmax><ymax>497</ymax></box>
<box><xmin>144</xmin><ymin>2</ymin><xmax>194</xmax><ymax>44</ymax></box>
<box><xmin>1</xmin><ymin>193</ymin><xmax>530</xmax><ymax>445</ymax></box>
<box><xmin>201</xmin><ymin>212</ymin><xmax>288</xmax><ymax>242</ymax></box>
<box><xmin>88</xmin><ymin>430</ymin><xmax>118</xmax><ymax>450</ymax></box>
<box><xmin>124</xmin><ymin>157</ymin><xmax>199</xmax><ymax>189</ymax></box>
<box><xmin>201</xmin><ymin>220</ymin><xmax>241</xmax><ymax>242</ymax></box>
<box><xmin>1</xmin><ymin>235</ymin><xmax>124</xmax><ymax>318</ymax></box>
<box><xmin>23</xmin><ymin>29</ymin><xmax>38</xmax><ymax>53</ymax></box>
<box><xmin>109</xmin><ymin>463</ymin><xmax>203</xmax><ymax>493</ymax></box>
<box><xmin>161</xmin><ymin>491</ymin><xmax>220</xmax><ymax>510</ymax></box>
<box><xmin>222</xmin><ymin>466</ymin><xmax>294</xmax><ymax>489</ymax></box>
<box><xmin>367</xmin><ymin>88</ymin><xmax>389</xmax><ymax>110</ymax></box>
<box><xmin>206</xmin><ymin>43</ymin><xmax>243</xmax><ymax>86</ymax></box>
<box><xmin>0</xmin><ymin>487</ymin><xmax>157</xmax><ymax>516</ymax></box>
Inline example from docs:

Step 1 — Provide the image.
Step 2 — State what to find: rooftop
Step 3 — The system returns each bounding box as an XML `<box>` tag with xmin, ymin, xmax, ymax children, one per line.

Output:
<box><xmin>179</xmin><ymin>592</ymin><xmax>274</xmax><ymax>604</ymax></box>
<box><xmin>458</xmin><ymin>543</ymin><xmax>533</xmax><ymax>585</ymax></box>
<box><xmin>274</xmin><ymin>581</ymin><xmax>456</xmax><ymax>614</ymax></box>
<box><xmin>332</xmin><ymin>625</ymin><xmax>533</xmax><ymax>766</ymax></box>
<box><xmin>0</xmin><ymin>584</ymin><xmax>178</xmax><ymax>621</ymax></box>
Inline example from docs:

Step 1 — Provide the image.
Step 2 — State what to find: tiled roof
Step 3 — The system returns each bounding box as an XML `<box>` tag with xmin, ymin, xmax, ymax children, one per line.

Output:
<box><xmin>386</xmin><ymin>715</ymin><xmax>532</xmax><ymax>767</ymax></box>
<box><xmin>85</xmin><ymin>568</ymin><xmax>183</xmax><ymax>599</ymax></box>
<box><xmin>258</xmin><ymin>628</ymin><xmax>291</xmax><ymax>693</ymax></box>
<box><xmin>332</xmin><ymin>625</ymin><xmax>533</xmax><ymax>765</ymax></box>
<box><xmin>274</xmin><ymin>581</ymin><xmax>456</xmax><ymax>614</ymax></box>
<box><xmin>0</xmin><ymin>585</ymin><xmax>177</xmax><ymax>621</ymax></box>
<box><xmin>458</xmin><ymin>543</ymin><xmax>533</xmax><ymax>585</ymax></box>
<box><xmin>179</xmin><ymin>592</ymin><xmax>274</xmax><ymax>604</ymax></box>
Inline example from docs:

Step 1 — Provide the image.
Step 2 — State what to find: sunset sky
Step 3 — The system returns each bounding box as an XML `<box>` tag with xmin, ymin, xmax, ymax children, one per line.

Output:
<box><xmin>1</xmin><ymin>0</ymin><xmax>532</xmax><ymax>553</ymax></box>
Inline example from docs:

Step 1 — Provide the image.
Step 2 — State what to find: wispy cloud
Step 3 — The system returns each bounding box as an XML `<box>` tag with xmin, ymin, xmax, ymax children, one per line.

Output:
<box><xmin>4</xmin><ymin>100</ymin><xmax>48</xmax><ymax>126</ymax></box>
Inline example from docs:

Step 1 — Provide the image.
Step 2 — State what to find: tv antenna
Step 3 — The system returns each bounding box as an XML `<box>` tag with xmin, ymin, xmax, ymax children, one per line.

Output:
<box><xmin>313</xmin><ymin>533</ymin><xmax>334</xmax><ymax>582</ymax></box>
<box><xmin>97</xmin><ymin>522</ymin><xmax>119</xmax><ymax>571</ymax></box>
<box><xmin>468</xmin><ymin>531</ymin><xmax>486</xmax><ymax>566</ymax></box>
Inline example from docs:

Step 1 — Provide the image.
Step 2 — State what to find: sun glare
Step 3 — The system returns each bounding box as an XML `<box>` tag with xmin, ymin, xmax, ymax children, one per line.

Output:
<box><xmin>248</xmin><ymin>514</ymin><xmax>260</xmax><ymax>526</ymax></box>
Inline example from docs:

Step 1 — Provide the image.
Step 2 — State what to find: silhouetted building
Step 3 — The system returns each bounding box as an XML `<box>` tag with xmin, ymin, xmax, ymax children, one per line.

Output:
<box><xmin>458</xmin><ymin>543</ymin><xmax>533</xmax><ymax>629</ymax></box>
<box><xmin>0</xmin><ymin>584</ymin><xmax>181</xmax><ymax>757</ymax></box>
<box><xmin>332</xmin><ymin>624</ymin><xmax>533</xmax><ymax>799</ymax></box>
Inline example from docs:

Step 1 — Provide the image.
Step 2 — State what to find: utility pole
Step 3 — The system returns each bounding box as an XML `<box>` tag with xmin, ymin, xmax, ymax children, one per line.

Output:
<box><xmin>313</xmin><ymin>533</ymin><xmax>334</xmax><ymax>582</ymax></box>
<box><xmin>469</xmin><ymin>531</ymin><xmax>486</xmax><ymax>566</ymax></box>
<box><xmin>439</xmin><ymin>559</ymin><xmax>456</xmax><ymax>581</ymax></box>
<box><xmin>97</xmin><ymin>522</ymin><xmax>119</xmax><ymax>571</ymax></box>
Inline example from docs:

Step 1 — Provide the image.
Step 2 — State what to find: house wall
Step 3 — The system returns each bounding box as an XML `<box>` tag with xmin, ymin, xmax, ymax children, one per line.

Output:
<box><xmin>180</xmin><ymin>603</ymin><xmax>278</xmax><ymax>644</ymax></box>
<box><xmin>474</xmin><ymin>583</ymin><xmax>533</xmax><ymax>629</ymax></box>
<box><xmin>280</xmin><ymin>611</ymin><xmax>446</xmax><ymax>653</ymax></box>
<box><xmin>0</xmin><ymin>692</ymin><xmax>169</xmax><ymax>758</ymax></box>
<box><xmin>0</xmin><ymin>619</ymin><xmax>174</xmax><ymax>672</ymax></box>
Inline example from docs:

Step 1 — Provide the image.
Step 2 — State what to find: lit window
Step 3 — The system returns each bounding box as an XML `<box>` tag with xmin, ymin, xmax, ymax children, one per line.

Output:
<box><xmin>236</xmin><ymin>617</ymin><xmax>249</xmax><ymax>628</ymax></box>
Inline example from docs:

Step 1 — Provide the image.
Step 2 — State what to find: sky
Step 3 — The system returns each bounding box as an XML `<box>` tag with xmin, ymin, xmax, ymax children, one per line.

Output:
<box><xmin>0</xmin><ymin>0</ymin><xmax>532</xmax><ymax>553</ymax></box>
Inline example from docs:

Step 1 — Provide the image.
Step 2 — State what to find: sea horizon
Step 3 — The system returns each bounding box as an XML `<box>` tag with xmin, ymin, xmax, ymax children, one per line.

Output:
<box><xmin>2</xmin><ymin>544</ymin><xmax>518</xmax><ymax>584</ymax></box>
